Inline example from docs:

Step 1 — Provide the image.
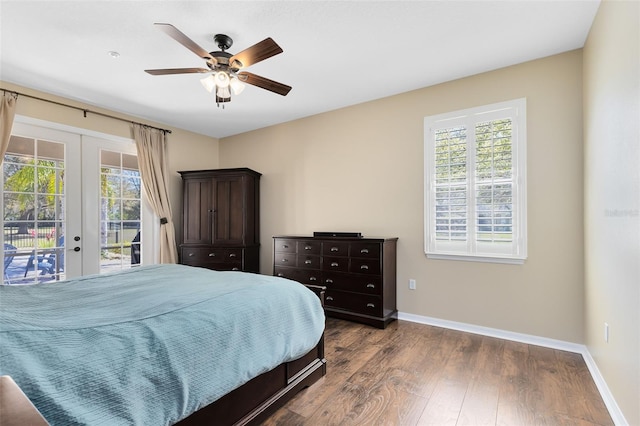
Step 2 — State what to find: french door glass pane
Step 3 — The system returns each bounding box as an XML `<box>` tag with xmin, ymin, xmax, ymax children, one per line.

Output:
<box><xmin>3</xmin><ymin>136</ymin><xmax>66</xmax><ymax>284</ymax></box>
<box><xmin>99</xmin><ymin>150</ymin><xmax>141</xmax><ymax>273</ymax></box>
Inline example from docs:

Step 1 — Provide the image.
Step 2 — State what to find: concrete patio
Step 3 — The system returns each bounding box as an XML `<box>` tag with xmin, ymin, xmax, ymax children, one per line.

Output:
<box><xmin>3</xmin><ymin>252</ymin><xmax>131</xmax><ymax>285</ymax></box>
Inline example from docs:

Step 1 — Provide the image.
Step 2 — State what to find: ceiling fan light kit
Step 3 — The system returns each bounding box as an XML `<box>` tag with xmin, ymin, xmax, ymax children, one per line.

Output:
<box><xmin>229</xmin><ymin>78</ymin><xmax>245</xmax><ymax>95</ymax></box>
<box><xmin>145</xmin><ymin>23</ymin><xmax>291</xmax><ymax>108</ymax></box>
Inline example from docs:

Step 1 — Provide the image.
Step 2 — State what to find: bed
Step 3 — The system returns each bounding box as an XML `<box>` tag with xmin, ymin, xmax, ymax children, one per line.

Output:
<box><xmin>0</xmin><ymin>264</ymin><xmax>326</xmax><ymax>425</ymax></box>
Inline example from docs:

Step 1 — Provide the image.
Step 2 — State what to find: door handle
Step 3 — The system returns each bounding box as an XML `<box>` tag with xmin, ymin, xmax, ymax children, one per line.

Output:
<box><xmin>73</xmin><ymin>247</ymin><xmax>81</xmax><ymax>252</ymax></box>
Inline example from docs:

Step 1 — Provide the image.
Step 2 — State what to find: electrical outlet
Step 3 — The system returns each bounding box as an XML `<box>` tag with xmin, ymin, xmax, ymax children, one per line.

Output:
<box><xmin>604</xmin><ymin>322</ymin><xmax>609</xmax><ymax>343</ymax></box>
<box><xmin>409</xmin><ymin>279</ymin><xmax>416</xmax><ymax>290</ymax></box>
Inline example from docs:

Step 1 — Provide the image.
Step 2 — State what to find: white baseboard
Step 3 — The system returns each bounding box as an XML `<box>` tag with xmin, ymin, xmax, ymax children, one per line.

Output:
<box><xmin>398</xmin><ymin>312</ymin><xmax>584</xmax><ymax>352</ymax></box>
<box><xmin>397</xmin><ymin>311</ymin><xmax>628</xmax><ymax>426</ymax></box>
<box><xmin>580</xmin><ymin>349</ymin><xmax>628</xmax><ymax>426</ymax></box>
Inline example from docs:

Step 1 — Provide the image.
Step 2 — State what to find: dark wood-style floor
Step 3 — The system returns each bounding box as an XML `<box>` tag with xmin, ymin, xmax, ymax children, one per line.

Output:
<box><xmin>264</xmin><ymin>318</ymin><xmax>613</xmax><ymax>426</ymax></box>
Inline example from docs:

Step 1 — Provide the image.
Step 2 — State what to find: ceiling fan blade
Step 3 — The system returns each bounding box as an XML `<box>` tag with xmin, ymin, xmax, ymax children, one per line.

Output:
<box><xmin>154</xmin><ymin>23</ymin><xmax>214</xmax><ymax>61</ymax></box>
<box><xmin>238</xmin><ymin>72</ymin><xmax>291</xmax><ymax>96</ymax></box>
<box><xmin>145</xmin><ymin>68</ymin><xmax>210</xmax><ymax>75</ymax></box>
<box><xmin>230</xmin><ymin>38</ymin><xmax>283</xmax><ymax>69</ymax></box>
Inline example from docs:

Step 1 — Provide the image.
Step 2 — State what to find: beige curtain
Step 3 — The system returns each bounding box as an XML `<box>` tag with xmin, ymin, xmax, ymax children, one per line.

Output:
<box><xmin>0</xmin><ymin>92</ymin><xmax>18</xmax><ymax>163</ymax></box>
<box><xmin>133</xmin><ymin>124</ymin><xmax>178</xmax><ymax>264</ymax></box>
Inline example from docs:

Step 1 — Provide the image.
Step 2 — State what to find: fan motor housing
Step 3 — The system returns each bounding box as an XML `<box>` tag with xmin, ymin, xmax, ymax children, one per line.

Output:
<box><xmin>214</xmin><ymin>34</ymin><xmax>233</xmax><ymax>51</ymax></box>
<box><xmin>208</xmin><ymin>50</ymin><xmax>242</xmax><ymax>72</ymax></box>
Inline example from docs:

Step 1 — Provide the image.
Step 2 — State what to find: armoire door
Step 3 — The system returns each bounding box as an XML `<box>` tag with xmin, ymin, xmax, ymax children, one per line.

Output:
<box><xmin>181</xmin><ymin>178</ymin><xmax>213</xmax><ymax>245</ymax></box>
<box><xmin>212</xmin><ymin>175</ymin><xmax>246</xmax><ymax>246</ymax></box>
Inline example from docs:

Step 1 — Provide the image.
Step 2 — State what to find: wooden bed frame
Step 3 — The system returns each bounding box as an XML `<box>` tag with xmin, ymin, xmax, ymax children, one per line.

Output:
<box><xmin>177</xmin><ymin>283</ymin><xmax>327</xmax><ymax>425</ymax></box>
<box><xmin>177</xmin><ymin>337</ymin><xmax>326</xmax><ymax>426</ymax></box>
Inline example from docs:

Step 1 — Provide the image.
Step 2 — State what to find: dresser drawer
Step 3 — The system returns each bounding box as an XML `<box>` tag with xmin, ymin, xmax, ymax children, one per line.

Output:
<box><xmin>297</xmin><ymin>240</ymin><xmax>321</xmax><ymax>255</ymax></box>
<box><xmin>350</xmin><ymin>258</ymin><xmax>380</xmax><ymax>275</ymax></box>
<box><xmin>325</xmin><ymin>290</ymin><xmax>382</xmax><ymax>317</ymax></box>
<box><xmin>274</xmin><ymin>252</ymin><xmax>296</xmax><ymax>267</ymax></box>
<box><xmin>274</xmin><ymin>266</ymin><xmax>322</xmax><ymax>286</ymax></box>
<box><xmin>182</xmin><ymin>247</ymin><xmax>243</xmax><ymax>264</ymax></box>
<box><xmin>322</xmin><ymin>241</ymin><xmax>349</xmax><ymax>257</ymax></box>
<box><xmin>274</xmin><ymin>266</ymin><xmax>296</xmax><ymax>280</ymax></box>
<box><xmin>322</xmin><ymin>256</ymin><xmax>349</xmax><ymax>272</ymax></box>
<box><xmin>274</xmin><ymin>239</ymin><xmax>297</xmax><ymax>253</ymax></box>
<box><xmin>297</xmin><ymin>254</ymin><xmax>321</xmax><ymax>269</ymax></box>
<box><xmin>201</xmin><ymin>262</ymin><xmax>242</xmax><ymax>271</ymax></box>
<box><xmin>323</xmin><ymin>272</ymin><xmax>381</xmax><ymax>295</ymax></box>
<box><xmin>350</xmin><ymin>242</ymin><xmax>381</xmax><ymax>259</ymax></box>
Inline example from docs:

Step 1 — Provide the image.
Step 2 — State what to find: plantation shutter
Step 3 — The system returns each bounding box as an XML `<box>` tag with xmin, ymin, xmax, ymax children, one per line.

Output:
<box><xmin>474</xmin><ymin>116</ymin><xmax>515</xmax><ymax>255</ymax></box>
<box><xmin>424</xmin><ymin>99</ymin><xmax>527</xmax><ymax>262</ymax></box>
<box><xmin>434</xmin><ymin>125</ymin><xmax>468</xmax><ymax>243</ymax></box>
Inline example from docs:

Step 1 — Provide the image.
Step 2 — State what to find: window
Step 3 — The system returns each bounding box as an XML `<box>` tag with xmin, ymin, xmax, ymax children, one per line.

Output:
<box><xmin>424</xmin><ymin>98</ymin><xmax>527</xmax><ymax>264</ymax></box>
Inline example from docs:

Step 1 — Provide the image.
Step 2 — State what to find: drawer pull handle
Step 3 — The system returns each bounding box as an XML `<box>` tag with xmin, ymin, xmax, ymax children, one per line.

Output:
<box><xmin>281</xmin><ymin>258</ymin><xmax>288</xmax><ymax>262</ymax></box>
<box><xmin>208</xmin><ymin>253</ymin><xmax>215</xmax><ymax>257</ymax></box>
<box><xmin>330</xmin><ymin>247</ymin><xmax>339</xmax><ymax>252</ymax></box>
<box><xmin>282</xmin><ymin>245</ymin><xmax>289</xmax><ymax>249</ymax></box>
<box><xmin>232</xmin><ymin>267</ymin><xmax>239</xmax><ymax>271</ymax></box>
<box><xmin>305</xmin><ymin>259</ymin><xmax>312</xmax><ymax>264</ymax></box>
<box><xmin>188</xmin><ymin>253</ymin><xmax>195</xmax><ymax>257</ymax></box>
<box><xmin>361</xmin><ymin>248</ymin><xmax>369</xmax><ymax>254</ymax></box>
<box><xmin>305</xmin><ymin>246</ymin><xmax>312</xmax><ymax>250</ymax></box>
<box><xmin>326</xmin><ymin>296</ymin><xmax>334</xmax><ymax>301</ymax></box>
<box><xmin>366</xmin><ymin>283</ymin><xmax>375</xmax><ymax>289</ymax></box>
<box><xmin>277</xmin><ymin>273</ymin><xmax>284</xmax><ymax>277</ymax></box>
<box><xmin>309</xmin><ymin>276</ymin><xmax>317</xmax><ymax>281</ymax></box>
<box><xmin>325</xmin><ymin>279</ymin><xmax>333</xmax><ymax>284</ymax></box>
<box><xmin>229</xmin><ymin>253</ymin><xmax>237</xmax><ymax>258</ymax></box>
<box><xmin>360</xmin><ymin>265</ymin><xmax>369</xmax><ymax>270</ymax></box>
<box><xmin>331</xmin><ymin>262</ymin><xmax>339</xmax><ymax>267</ymax></box>
<box><xmin>367</xmin><ymin>303</ymin><xmax>375</xmax><ymax>308</ymax></box>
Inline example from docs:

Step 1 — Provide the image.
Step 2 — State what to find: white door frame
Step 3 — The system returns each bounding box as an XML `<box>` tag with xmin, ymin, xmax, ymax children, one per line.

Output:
<box><xmin>6</xmin><ymin>115</ymin><xmax>159</xmax><ymax>279</ymax></box>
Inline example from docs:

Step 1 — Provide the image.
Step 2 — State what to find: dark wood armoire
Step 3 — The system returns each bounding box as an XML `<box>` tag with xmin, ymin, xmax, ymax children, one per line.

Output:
<box><xmin>178</xmin><ymin>168</ymin><xmax>261</xmax><ymax>273</ymax></box>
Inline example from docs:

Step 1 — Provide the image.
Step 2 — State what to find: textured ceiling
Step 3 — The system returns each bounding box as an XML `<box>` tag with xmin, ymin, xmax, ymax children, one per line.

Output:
<box><xmin>0</xmin><ymin>1</ymin><xmax>600</xmax><ymax>138</ymax></box>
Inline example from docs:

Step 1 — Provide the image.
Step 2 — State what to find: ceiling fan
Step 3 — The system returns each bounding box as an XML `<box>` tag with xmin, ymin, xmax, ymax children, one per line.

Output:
<box><xmin>145</xmin><ymin>23</ymin><xmax>291</xmax><ymax>106</ymax></box>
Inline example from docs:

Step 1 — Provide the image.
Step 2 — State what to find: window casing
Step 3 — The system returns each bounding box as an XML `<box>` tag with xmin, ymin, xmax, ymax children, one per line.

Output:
<box><xmin>424</xmin><ymin>98</ymin><xmax>527</xmax><ymax>264</ymax></box>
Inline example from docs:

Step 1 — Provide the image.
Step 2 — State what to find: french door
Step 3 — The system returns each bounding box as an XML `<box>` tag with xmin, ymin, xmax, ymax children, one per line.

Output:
<box><xmin>2</xmin><ymin>119</ymin><xmax>155</xmax><ymax>285</ymax></box>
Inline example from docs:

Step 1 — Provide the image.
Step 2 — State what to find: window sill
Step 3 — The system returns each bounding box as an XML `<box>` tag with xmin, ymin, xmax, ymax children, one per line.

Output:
<box><xmin>426</xmin><ymin>252</ymin><xmax>526</xmax><ymax>265</ymax></box>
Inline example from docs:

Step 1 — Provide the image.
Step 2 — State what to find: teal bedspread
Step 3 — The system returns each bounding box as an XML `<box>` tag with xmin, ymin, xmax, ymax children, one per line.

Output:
<box><xmin>0</xmin><ymin>264</ymin><xmax>325</xmax><ymax>425</ymax></box>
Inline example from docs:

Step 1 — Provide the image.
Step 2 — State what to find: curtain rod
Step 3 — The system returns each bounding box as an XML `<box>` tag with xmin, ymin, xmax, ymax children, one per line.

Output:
<box><xmin>2</xmin><ymin>88</ymin><xmax>172</xmax><ymax>134</ymax></box>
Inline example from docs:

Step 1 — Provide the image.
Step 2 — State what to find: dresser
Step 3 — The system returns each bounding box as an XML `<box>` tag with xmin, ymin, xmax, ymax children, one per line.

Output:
<box><xmin>179</xmin><ymin>168</ymin><xmax>260</xmax><ymax>273</ymax></box>
<box><xmin>273</xmin><ymin>235</ymin><xmax>398</xmax><ymax>328</ymax></box>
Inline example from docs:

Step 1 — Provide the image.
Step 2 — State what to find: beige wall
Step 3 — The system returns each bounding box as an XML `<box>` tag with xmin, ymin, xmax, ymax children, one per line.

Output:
<box><xmin>583</xmin><ymin>0</ymin><xmax>640</xmax><ymax>424</ymax></box>
<box><xmin>220</xmin><ymin>50</ymin><xmax>585</xmax><ymax>343</ymax></box>
<box><xmin>1</xmin><ymin>81</ymin><xmax>220</xmax><ymax>243</ymax></box>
